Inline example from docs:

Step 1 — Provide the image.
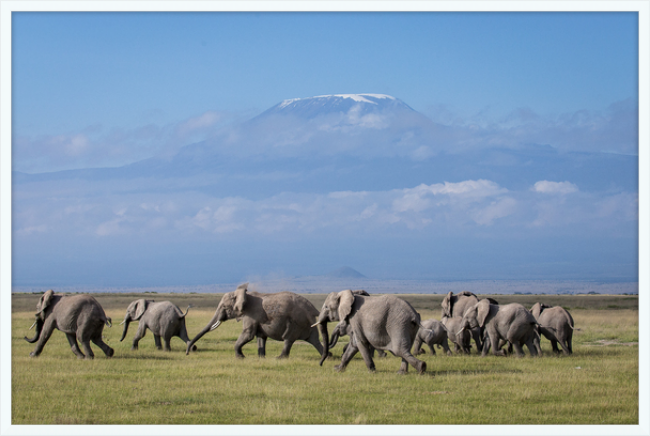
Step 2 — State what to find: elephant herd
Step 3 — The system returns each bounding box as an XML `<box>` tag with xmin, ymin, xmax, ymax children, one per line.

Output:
<box><xmin>23</xmin><ymin>286</ymin><xmax>577</xmax><ymax>375</ymax></box>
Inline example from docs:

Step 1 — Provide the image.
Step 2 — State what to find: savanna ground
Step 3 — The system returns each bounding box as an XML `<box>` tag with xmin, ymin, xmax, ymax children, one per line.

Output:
<box><xmin>11</xmin><ymin>292</ymin><xmax>639</xmax><ymax>425</ymax></box>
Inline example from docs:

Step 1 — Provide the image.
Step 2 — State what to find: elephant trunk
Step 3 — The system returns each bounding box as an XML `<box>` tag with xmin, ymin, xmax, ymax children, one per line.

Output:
<box><xmin>317</xmin><ymin>319</ymin><xmax>329</xmax><ymax>367</ymax></box>
<box><xmin>24</xmin><ymin>317</ymin><xmax>44</xmax><ymax>343</ymax></box>
<box><xmin>329</xmin><ymin>328</ymin><xmax>340</xmax><ymax>349</ymax></box>
<box><xmin>185</xmin><ymin>310</ymin><xmax>223</xmax><ymax>355</ymax></box>
<box><xmin>119</xmin><ymin>317</ymin><xmax>131</xmax><ymax>342</ymax></box>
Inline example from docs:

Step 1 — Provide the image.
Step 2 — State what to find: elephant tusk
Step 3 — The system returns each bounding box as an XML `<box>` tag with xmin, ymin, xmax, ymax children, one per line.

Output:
<box><xmin>209</xmin><ymin>320</ymin><xmax>221</xmax><ymax>331</ymax></box>
<box><xmin>119</xmin><ymin>320</ymin><xmax>126</xmax><ymax>326</ymax></box>
<box><xmin>456</xmin><ymin>329</ymin><xmax>464</xmax><ymax>336</ymax></box>
<box><xmin>28</xmin><ymin>320</ymin><xmax>37</xmax><ymax>330</ymax></box>
<box><xmin>311</xmin><ymin>322</ymin><xmax>319</xmax><ymax>328</ymax></box>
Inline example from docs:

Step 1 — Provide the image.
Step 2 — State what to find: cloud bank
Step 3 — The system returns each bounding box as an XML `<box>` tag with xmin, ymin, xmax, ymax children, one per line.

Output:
<box><xmin>13</xmin><ymin>179</ymin><xmax>636</xmax><ymax>241</ymax></box>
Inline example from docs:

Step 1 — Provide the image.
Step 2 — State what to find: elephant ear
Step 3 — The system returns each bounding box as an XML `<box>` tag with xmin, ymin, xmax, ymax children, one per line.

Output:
<box><xmin>441</xmin><ymin>291</ymin><xmax>453</xmax><ymax>318</ymax></box>
<box><xmin>37</xmin><ymin>290</ymin><xmax>55</xmax><ymax>315</ymax></box>
<box><xmin>132</xmin><ymin>299</ymin><xmax>148</xmax><ymax>320</ymax></box>
<box><xmin>476</xmin><ymin>299</ymin><xmax>492</xmax><ymax>328</ymax></box>
<box><xmin>234</xmin><ymin>283</ymin><xmax>249</xmax><ymax>316</ymax></box>
<box><xmin>531</xmin><ymin>302</ymin><xmax>542</xmax><ymax>319</ymax></box>
<box><xmin>338</xmin><ymin>290</ymin><xmax>355</xmax><ymax>322</ymax></box>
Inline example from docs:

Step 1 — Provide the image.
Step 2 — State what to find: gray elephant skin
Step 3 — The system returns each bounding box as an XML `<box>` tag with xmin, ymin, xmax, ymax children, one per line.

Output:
<box><xmin>531</xmin><ymin>302</ymin><xmax>576</xmax><ymax>355</ymax></box>
<box><xmin>120</xmin><ymin>299</ymin><xmax>196</xmax><ymax>352</ymax></box>
<box><xmin>329</xmin><ymin>321</ymin><xmax>388</xmax><ymax>358</ymax></box>
<box><xmin>24</xmin><ymin>290</ymin><xmax>114</xmax><ymax>359</ymax></box>
<box><xmin>441</xmin><ymin>315</ymin><xmax>471</xmax><ymax>354</ymax></box>
<box><xmin>441</xmin><ymin>291</ymin><xmax>497</xmax><ymax>353</ymax></box>
<box><xmin>413</xmin><ymin>319</ymin><xmax>452</xmax><ymax>356</ymax></box>
<box><xmin>460</xmin><ymin>300</ymin><xmax>540</xmax><ymax>357</ymax></box>
<box><xmin>186</xmin><ymin>283</ymin><xmax>324</xmax><ymax>359</ymax></box>
<box><xmin>315</xmin><ymin>290</ymin><xmax>427</xmax><ymax>374</ymax></box>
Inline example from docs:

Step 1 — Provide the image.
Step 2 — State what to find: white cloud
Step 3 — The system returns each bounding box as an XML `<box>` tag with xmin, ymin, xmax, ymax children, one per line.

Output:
<box><xmin>13</xmin><ymin>177</ymin><xmax>637</xmax><ymax>242</ymax></box>
<box><xmin>532</xmin><ymin>181</ymin><xmax>579</xmax><ymax>194</ymax></box>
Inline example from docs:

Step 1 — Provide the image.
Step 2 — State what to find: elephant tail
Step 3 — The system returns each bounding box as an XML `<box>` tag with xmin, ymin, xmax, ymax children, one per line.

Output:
<box><xmin>105</xmin><ymin>317</ymin><xmax>112</xmax><ymax>328</ymax></box>
<box><xmin>180</xmin><ymin>305</ymin><xmax>192</xmax><ymax>318</ymax></box>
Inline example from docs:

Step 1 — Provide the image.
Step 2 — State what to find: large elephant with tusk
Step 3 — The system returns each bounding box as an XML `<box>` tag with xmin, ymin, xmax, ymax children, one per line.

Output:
<box><xmin>24</xmin><ymin>290</ymin><xmax>114</xmax><ymax>359</ymax></box>
<box><xmin>185</xmin><ymin>283</ymin><xmax>324</xmax><ymax>359</ymax></box>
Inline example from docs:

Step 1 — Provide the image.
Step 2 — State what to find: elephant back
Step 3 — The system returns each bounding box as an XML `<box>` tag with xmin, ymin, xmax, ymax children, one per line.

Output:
<box><xmin>263</xmin><ymin>291</ymin><xmax>320</xmax><ymax>323</ymax></box>
<box><xmin>57</xmin><ymin>294</ymin><xmax>108</xmax><ymax>332</ymax></box>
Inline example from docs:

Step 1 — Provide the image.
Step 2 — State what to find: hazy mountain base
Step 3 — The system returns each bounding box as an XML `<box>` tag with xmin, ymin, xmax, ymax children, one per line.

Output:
<box><xmin>11</xmin><ymin>278</ymin><xmax>638</xmax><ymax>295</ymax></box>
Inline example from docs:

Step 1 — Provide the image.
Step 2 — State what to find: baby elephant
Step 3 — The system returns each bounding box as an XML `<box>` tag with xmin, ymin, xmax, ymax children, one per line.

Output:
<box><xmin>120</xmin><ymin>300</ymin><xmax>197</xmax><ymax>352</ymax></box>
<box><xmin>413</xmin><ymin>319</ymin><xmax>452</xmax><ymax>356</ymax></box>
<box><xmin>441</xmin><ymin>315</ymin><xmax>472</xmax><ymax>354</ymax></box>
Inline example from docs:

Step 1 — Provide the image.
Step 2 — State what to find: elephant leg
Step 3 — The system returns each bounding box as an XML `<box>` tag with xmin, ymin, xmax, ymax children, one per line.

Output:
<box><xmin>556</xmin><ymin>335</ymin><xmax>571</xmax><ymax>355</ymax></box>
<box><xmin>481</xmin><ymin>337</ymin><xmax>491</xmax><ymax>356</ymax></box>
<box><xmin>397</xmin><ymin>349</ymin><xmax>426</xmax><ymax>375</ymax></box>
<box><xmin>399</xmin><ymin>358</ymin><xmax>409</xmax><ymax>374</ymax></box>
<box><xmin>80</xmin><ymin>340</ymin><xmax>95</xmax><ymax>360</ymax></box>
<box><xmin>427</xmin><ymin>342</ymin><xmax>436</xmax><ymax>356</ymax></box>
<box><xmin>257</xmin><ymin>337</ymin><xmax>267</xmax><ymax>358</ymax></box>
<box><xmin>30</xmin><ymin>319</ymin><xmax>56</xmax><ymax>357</ymax></box>
<box><xmin>525</xmin><ymin>338</ymin><xmax>539</xmax><ymax>357</ymax></box>
<box><xmin>412</xmin><ymin>336</ymin><xmax>424</xmax><ymax>355</ymax></box>
<box><xmin>234</xmin><ymin>329</ymin><xmax>256</xmax><ymax>359</ymax></box>
<box><xmin>336</xmin><ymin>341</ymin><xmax>359</xmax><ymax>372</ymax></box>
<box><xmin>179</xmin><ymin>325</ymin><xmax>197</xmax><ymax>352</ymax></box>
<box><xmin>471</xmin><ymin>328</ymin><xmax>483</xmax><ymax>353</ymax></box>
<box><xmin>486</xmin><ymin>331</ymin><xmax>505</xmax><ymax>357</ymax></box>
<box><xmin>66</xmin><ymin>333</ymin><xmax>85</xmax><ymax>359</ymax></box>
<box><xmin>278</xmin><ymin>340</ymin><xmax>294</xmax><ymax>359</ymax></box>
<box><xmin>163</xmin><ymin>337</ymin><xmax>172</xmax><ymax>352</ymax></box>
<box><xmin>504</xmin><ymin>340</ymin><xmax>513</xmax><ymax>355</ymax></box>
<box><xmin>550</xmin><ymin>339</ymin><xmax>560</xmax><ymax>354</ymax></box>
<box><xmin>356</xmin><ymin>341</ymin><xmax>376</xmax><ymax>373</ymax></box>
<box><xmin>510</xmin><ymin>340</ymin><xmax>525</xmax><ymax>357</ymax></box>
<box><xmin>441</xmin><ymin>339</ymin><xmax>452</xmax><ymax>356</ymax></box>
<box><xmin>305</xmin><ymin>328</ymin><xmax>326</xmax><ymax>357</ymax></box>
<box><xmin>131</xmin><ymin>324</ymin><xmax>147</xmax><ymax>351</ymax></box>
<box><xmin>567</xmin><ymin>337</ymin><xmax>573</xmax><ymax>354</ymax></box>
<box><xmin>91</xmin><ymin>334</ymin><xmax>114</xmax><ymax>358</ymax></box>
<box><xmin>154</xmin><ymin>335</ymin><xmax>163</xmax><ymax>350</ymax></box>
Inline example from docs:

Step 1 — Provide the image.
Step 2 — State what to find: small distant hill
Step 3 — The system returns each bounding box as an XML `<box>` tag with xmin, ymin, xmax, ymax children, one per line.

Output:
<box><xmin>328</xmin><ymin>267</ymin><xmax>367</xmax><ymax>279</ymax></box>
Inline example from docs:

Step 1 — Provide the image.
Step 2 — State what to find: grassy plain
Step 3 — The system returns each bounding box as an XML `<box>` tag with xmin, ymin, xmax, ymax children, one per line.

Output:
<box><xmin>11</xmin><ymin>292</ymin><xmax>639</xmax><ymax>425</ymax></box>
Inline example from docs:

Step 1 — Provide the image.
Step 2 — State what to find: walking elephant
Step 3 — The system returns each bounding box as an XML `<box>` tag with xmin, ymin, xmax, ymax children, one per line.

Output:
<box><xmin>531</xmin><ymin>302</ymin><xmax>576</xmax><ymax>355</ymax></box>
<box><xmin>185</xmin><ymin>283</ymin><xmax>324</xmax><ymax>359</ymax></box>
<box><xmin>314</xmin><ymin>290</ymin><xmax>426</xmax><ymax>374</ymax></box>
<box><xmin>329</xmin><ymin>321</ymin><xmax>387</xmax><ymax>358</ymax></box>
<box><xmin>441</xmin><ymin>315</ymin><xmax>471</xmax><ymax>354</ymax></box>
<box><xmin>459</xmin><ymin>300</ymin><xmax>540</xmax><ymax>357</ymax></box>
<box><xmin>24</xmin><ymin>290</ymin><xmax>114</xmax><ymax>359</ymax></box>
<box><xmin>441</xmin><ymin>291</ymin><xmax>496</xmax><ymax>353</ymax></box>
<box><xmin>119</xmin><ymin>299</ymin><xmax>196</xmax><ymax>352</ymax></box>
<box><xmin>413</xmin><ymin>319</ymin><xmax>452</xmax><ymax>356</ymax></box>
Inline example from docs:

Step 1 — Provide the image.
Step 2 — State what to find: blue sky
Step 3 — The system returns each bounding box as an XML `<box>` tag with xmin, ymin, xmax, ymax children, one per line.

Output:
<box><xmin>9</xmin><ymin>11</ymin><xmax>641</xmax><ymax>287</ymax></box>
<box><xmin>13</xmin><ymin>12</ymin><xmax>638</xmax><ymax>144</ymax></box>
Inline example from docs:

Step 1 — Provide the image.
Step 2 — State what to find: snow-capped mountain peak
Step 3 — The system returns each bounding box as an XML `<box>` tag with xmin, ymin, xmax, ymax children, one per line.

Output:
<box><xmin>259</xmin><ymin>93</ymin><xmax>413</xmax><ymax>121</ymax></box>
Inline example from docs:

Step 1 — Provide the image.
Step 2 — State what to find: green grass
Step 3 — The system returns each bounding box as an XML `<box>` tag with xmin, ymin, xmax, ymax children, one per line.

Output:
<box><xmin>11</xmin><ymin>293</ymin><xmax>639</xmax><ymax>425</ymax></box>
